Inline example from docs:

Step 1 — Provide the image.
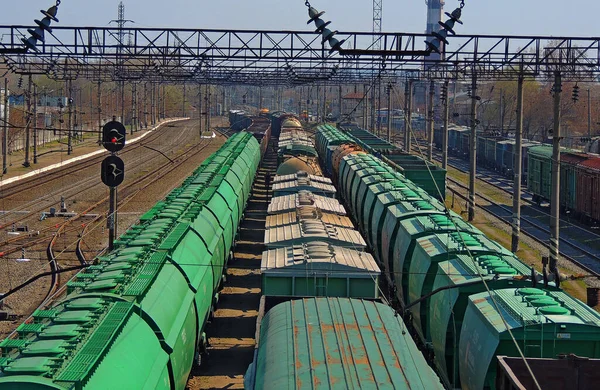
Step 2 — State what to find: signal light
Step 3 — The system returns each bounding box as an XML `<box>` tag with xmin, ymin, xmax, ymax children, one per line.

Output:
<box><xmin>21</xmin><ymin>4</ymin><xmax>59</xmax><ymax>52</ymax></box>
<box><xmin>425</xmin><ymin>7</ymin><xmax>463</xmax><ymax>54</ymax></box>
<box><xmin>572</xmin><ymin>83</ymin><xmax>580</xmax><ymax>103</ymax></box>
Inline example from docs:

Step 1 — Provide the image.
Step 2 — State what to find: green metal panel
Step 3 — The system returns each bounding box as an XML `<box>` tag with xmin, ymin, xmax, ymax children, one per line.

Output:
<box><xmin>527</xmin><ymin>145</ymin><xmax>553</xmax><ymax>200</ymax></box>
<box><xmin>459</xmin><ymin>288</ymin><xmax>600</xmax><ymax>390</ymax></box>
<box><xmin>366</xmin><ymin>185</ymin><xmax>434</xmax><ymax>260</ymax></box>
<box><xmin>385</xmin><ymin>155</ymin><xmax>447</xmax><ymax>200</ymax></box>
<box><xmin>246</xmin><ymin>298</ymin><xmax>443</xmax><ymax>390</ymax></box>
<box><xmin>82</xmin><ymin>315</ymin><xmax>172</xmax><ymax>390</ymax></box>
<box><xmin>383</xmin><ymin>212</ymin><xmax>477</xmax><ymax>305</ymax></box>
<box><xmin>429</xmin><ymin>254</ymin><xmax>531</xmax><ymax>388</ymax></box>
<box><xmin>408</xmin><ymin>232</ymin><xmax>510</xmax><ymax>342</ymax></box>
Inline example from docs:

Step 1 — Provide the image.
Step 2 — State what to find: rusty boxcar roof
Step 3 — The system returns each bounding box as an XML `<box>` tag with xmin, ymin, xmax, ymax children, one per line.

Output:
<box><xmin>245</xmin><ymin>297</ymin><xmax>444</xmax><ymax>389</ymax></box>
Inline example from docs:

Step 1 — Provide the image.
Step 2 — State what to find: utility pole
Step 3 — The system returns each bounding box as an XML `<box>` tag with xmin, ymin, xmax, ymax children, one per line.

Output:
<box><xmin>468</xmin><ymin>72</ymin><xmax>478</xmax><ymax>221</ymax></box>
<box><xmin>549</xmin><ymin>71</ymin><xmax>562</xmax><ymax>282</ymax></box>
<box><xmin>363</xmin><ymin>84</ymin><xmax>368</xmax><ymax>129</ymax></box>
<box><xmin>120</xmin><ymin>81</ymin><xmax>125</xmax><ymax>123</ymax></box>
<box><xmin>427</xmin><ymin>80</ymin><xmax>435</xmax><ymax>161</ymax></box>
<box><xmin>386</xmin><ymin>84</ymin><xmax>393</xmax><ymax>142</ymax></box>
<box><xmin>199</xmin><ymin>84</ymin><xmax>203</xmax><ymax>136</ymax></box>
<box><xmin>162</xmin><ymin>84</ymin><xmax>166</xmax><ymax>119</ymax></box>
<box><xmin>370</xmin><ymin>83</ymin><xmax>376</xmax><ymax>131</ymax></box>
<box><xmin>3</xmin><ymin>78</ymin><xmax>8</xmax><ymax>174</ymax></box>
<box><xmin>97</xmin><ymin>81</ymin><xmax>102</xmax><ymax>142</ymax></box>
<box><xmin>588</xmin><ymin>88</ymin><xmax>592</xmax><ymax>138</ymax></box>
<box><xmin>23</xmin><ymin>75</ymin><xmax>32</xmax><ymax>167</ymax></box>
<box><xmin>499</xmin><ymin>92</ymin><xmax>504</xmax><ymax>136</ymax></box>
<box><xmin>33</xmin><ymin>83</ymin><xmax>38</xmax><ymax>164</ymax></box>
<box><xmin>376</xmin><ymin>79</ymin><xmax>382</xmax><ymax>135</ymax></box>
<box><xmin>150</xmin><ymin>83</ymin><xmax>156</xmax><ymax>126</ymax></box>
<box><xmin>67</xmin><ymin>79</ymin><xmax>73</xmax><ymax>155</ymax></box>
<box><xmin>442</xmin><ymin>79</ymin><xmax>449</xmax><ymax>169</ymax></box>
<box><xmin>404</xmin><ymin>79</ymin><xmax>413</xmax><ymax>152</ymax></box>
<box><xmin>205</xmin><ymin>84</ymin><xmax>211</xmax><ymax>133</ymax></box>
<box><xmin>338</xmin><ymin>84</ymin><xmax>343</xmax><ymax>120</ymax></box>
<box><xmin>183</xmin><ymin>84</ymin><xmax>187</xmax><ymax>117</ymax></box>
<box><xmin>143</xmin><ymin>83</ymin><xmax>148</xmax><ymax>128</ymax></box>
<box><xmin>512</xmin><ymin>74</ymin><xmax>524</xmax><ymax>252</ymax></box>
<box><xmin>73</xmin><ymin>88</ymin><xmax>79</xmax><ymax>142</ymax></box>
<box><xmin>131</xmin><ymin>83</ymin><xmax>137</xmax><ymax>134</ymax></box>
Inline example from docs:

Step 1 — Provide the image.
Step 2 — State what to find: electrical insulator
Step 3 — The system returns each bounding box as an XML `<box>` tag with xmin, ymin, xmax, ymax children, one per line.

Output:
<box><xmin>425</xmin><ymin>7</ymin><xmax>463</xmax><ymax>54</ymax></box>
<box><xmin>307</xmin><ymin>6</ymin><xmax>346</xmax><ymax>53</ymax></box>
<box><xmin>22</xmin><ymin>5</ymin><xmax>59</xmax><ymax>52</ymax></box>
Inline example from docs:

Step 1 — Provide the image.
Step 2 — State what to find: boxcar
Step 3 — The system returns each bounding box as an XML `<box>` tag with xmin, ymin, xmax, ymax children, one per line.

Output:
<box><xmin>477</xmin><ymin>135</ymin><xmax>488</xmax><ymax>164</ymax></box>
<box><xmin>560</xmin><ymin>152</ymin><xmax>588</xmax><ymax>213</ymax></box>
<box><xmin>458</xmin><ymin>129</ymin><xmax>470</xmax><ymax>158</ymax></box>
<box><xmin>576</xmin><ymin>156</ymin><xmax>600</xmax><ymax>223</ymax></box>
<box><xmin>527</xmin><ymin>145</ymin><xmax>553</xmax><ymax>203</ymax></box>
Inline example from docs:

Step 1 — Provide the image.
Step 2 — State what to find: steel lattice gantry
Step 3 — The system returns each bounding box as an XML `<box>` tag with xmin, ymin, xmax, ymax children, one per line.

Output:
<box><xmin>0</xmin><ymin>26</ymin><xmax>600</xmax><ymax>83</ymax></box>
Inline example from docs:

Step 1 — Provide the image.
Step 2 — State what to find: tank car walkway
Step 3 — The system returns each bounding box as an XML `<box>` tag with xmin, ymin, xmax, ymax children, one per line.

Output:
<box><xmin>188</xmin><ymin>138</ymin><xmax>278</xmax><ymax>390</ymax></box>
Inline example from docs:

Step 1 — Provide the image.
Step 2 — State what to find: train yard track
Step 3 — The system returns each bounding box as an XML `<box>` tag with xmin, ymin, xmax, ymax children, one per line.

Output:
<box><xmin>0</xmin><ymin>119</ymin><xmax>225</xmax><ymax>338</ymax></box>
<box><xmin>447</xmin><ymin>179</ymin><xmax>600</xmax><ymax>277</ymax></box>
<box><xmin>410</xmin><ymin>138</ymin><xmax>600</xmax><ymax>277</ymax></box>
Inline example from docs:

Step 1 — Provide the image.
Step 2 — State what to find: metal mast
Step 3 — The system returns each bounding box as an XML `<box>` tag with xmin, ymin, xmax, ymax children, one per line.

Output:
<box><xmin>425</xmin><ymin>0</ymin><xmax>444</xmax><ymax>63</ymax></box>
<box><xmin>373</xmin><ymin>0</ymin><xmax>382</xmax><ymax>50</ymax></box>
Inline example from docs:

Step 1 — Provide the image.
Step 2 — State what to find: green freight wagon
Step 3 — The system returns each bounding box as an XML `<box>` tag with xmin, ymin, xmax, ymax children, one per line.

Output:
<box><xmin>429</xmin><ymin>254</ymin><xmax>535</xmax><ymax>388</ymax></box>
<box><xmin>261</xmin><ymin>242</ymin><xmax>380</xmax><ymax>299</ymax></box>
<box><xmin>459</xmin><ymin>288</ymin><xmax>600</xmax><ymax>390</ymax></box>
<box><xmin>527</xmin><ymin>145</ymin><xmax>553</xmax><ymax>203</ymax></box>
<box><xmin>381</xmin><ymin>212</ymin><xmax>479</xmax><ymax>306</ymax></box>
<box><xmin>560</xmin><ymin>152</ymin><xmax>588</xmax><ymax>212</ymax></box>
<box><xmin>245</xmin><ymin>298</ymin><xmax>444</xmax><ymax>390</ymax></box>
<box><xmin>0</xmin><ymin>132</ymin><xmax>261</xmax><ymax>390</ymax></box>
<box><xmin>407</xmin><ymin>231</ymin><xmax>512</xmax><ymax>343</ymax></box>
<box><xmin>383</xmin><ymin>154</ymin><xmax>446</xmax><ymax>200</ymax></box>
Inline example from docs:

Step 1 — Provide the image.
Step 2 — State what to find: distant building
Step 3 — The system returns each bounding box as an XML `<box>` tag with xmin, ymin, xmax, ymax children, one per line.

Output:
<box><xmin>9</xmin><ymin>95</ymin><xmax>67</xmax><ymax>108</ymax></box>
<box><xmin>0</xmin><ymin>89</ymin><xmax>8</xmax><ymax>123</ymax></box>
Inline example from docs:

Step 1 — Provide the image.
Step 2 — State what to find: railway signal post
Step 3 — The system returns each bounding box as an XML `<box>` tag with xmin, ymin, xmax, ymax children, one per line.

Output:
<box><xmin>101</xmin><ymin>119</ymin><xmax>126</xmax><ymax>250</ymax></box>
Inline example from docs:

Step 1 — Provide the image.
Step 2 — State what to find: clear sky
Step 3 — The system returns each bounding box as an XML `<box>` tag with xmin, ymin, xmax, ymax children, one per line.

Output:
<box><xmin>0</xmin><ymin>0</ymin><xmax>598</xmax><ymax>37</ymax></box>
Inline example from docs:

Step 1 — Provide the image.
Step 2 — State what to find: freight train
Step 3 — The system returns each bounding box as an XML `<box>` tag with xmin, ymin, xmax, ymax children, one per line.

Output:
<box><xmin>317</xmin><ymin>124</ymin><xmax>600</xmax><ymax>390</ymax></box>
<box><xmin>0</xmin><ymin>132</ymin><xmax>261</xmax><ymax>389</ymax></box>
<box><xmin>434</xmin><ymin>125</ymin><xmax>600</xmax><ymax>225</ymax></box>
<box><xmin>245</xmin><ymin>115</ymin><xmax>445</xmax><ymax>389</ymax></box>
<box><xmin>528</xmin><ymin>145</ymin><xmax>600</xmax><ymax>224</ymax></box>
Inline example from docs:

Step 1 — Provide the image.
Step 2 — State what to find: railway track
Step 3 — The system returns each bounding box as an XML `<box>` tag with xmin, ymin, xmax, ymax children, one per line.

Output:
<box><xmin>0</xmin><ymin>120</ymin><xmax>194</xmax><ymax>255</ymax></box>
<box><xmin>0</xmin><ymin>120</ymin><xmax>224</xmax><ymax>338</ymax></box>
<box><xmin>447</xmin><ymin>179</ymin><xmax>600</xmax><ymax>277</ymax></box>
<box><xmin>38</xmin><ymin>132</ymin><xmax>220</xmax><ymax>307</ymax></box>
